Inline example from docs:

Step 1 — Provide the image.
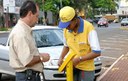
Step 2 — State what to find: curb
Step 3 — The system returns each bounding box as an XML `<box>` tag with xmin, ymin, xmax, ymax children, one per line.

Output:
<box><xmin>0</xmin><ymin>31</ymin><xmax>10</xmax><ymax>34</ymax></box>
<box><xmin>119</xmin><ymin>27</ymin><xmax>128</xmax><ymax>30</ymax></box>
<box><xmin>97</xmin><ymin>54</ymin><xmax>124</xmax><ymax>81</ymax></box>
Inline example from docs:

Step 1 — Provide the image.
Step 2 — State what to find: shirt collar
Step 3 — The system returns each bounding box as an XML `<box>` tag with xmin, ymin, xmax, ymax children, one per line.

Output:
<box><xmin>69</xmin><ymin>17</ymin><xmax>84</xmax><ymax>33</ymax></box>
<box><xmin>18</xmin><ymin>19</ymin><xmax>32</xmax><ymax>34</ymax></box>
<box><xmin>78</xmin><ymin>16</ymin><xmax>84</xmax><ymax>33</ymax></box>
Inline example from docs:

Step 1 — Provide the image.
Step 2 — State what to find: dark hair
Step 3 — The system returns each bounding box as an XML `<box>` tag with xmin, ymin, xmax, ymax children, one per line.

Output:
<box><xmin>20</xmin><ymin>0</ymin><xmax>37</xmax><ymax>18</ymax></box>
<box><xmin>71</xmin><ymin>13</ymin><xmax>78</xmax><ymax>20</ymax></box>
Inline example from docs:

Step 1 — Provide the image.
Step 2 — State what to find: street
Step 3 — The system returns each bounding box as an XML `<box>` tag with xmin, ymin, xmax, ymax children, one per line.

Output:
<box><xmin>95</xmin><ymin>23</ymin><xmax>128</xmax><ymax>76</ymax></box>
<box><xmin>0</xmin><ymin>23</ymin><xmax>128</xmax><ymax>81</ymax></box>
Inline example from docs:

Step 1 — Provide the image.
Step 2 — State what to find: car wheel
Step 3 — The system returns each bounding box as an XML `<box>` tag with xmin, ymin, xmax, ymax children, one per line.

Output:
<box><xmin>98</xmin><ymin>25</ymin><xmax>99</xmax><ymax>27</ymax></box>
<box><xmin>94</xmin><ymin>75</ymin><xmax>101</xmax><ymax>81</ymax></box>
<box><xmin>105</xmin><ymin>24</ymin><xmax>108</xmax><ymax>27</ymax></box>
<box><xmin>94</xmin><ymin>76</ymin><xmax>97</xmax><ymax>81</ymax></box>
<box><xmin>0</xmin><ymin>73</ymin><xmax>2</xmax><ymax>80</ymax></box>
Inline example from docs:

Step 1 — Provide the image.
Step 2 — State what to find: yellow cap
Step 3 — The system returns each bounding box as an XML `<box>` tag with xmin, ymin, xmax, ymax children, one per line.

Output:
<box><xmin>58</xmin><ymin>6</ymin><xmax>75</xmax><ymax>28</ymax></box>
<box><xmin>59</xmin><ymin>6</ymin><xmax>75</xmax><ymax>22</ymax></box>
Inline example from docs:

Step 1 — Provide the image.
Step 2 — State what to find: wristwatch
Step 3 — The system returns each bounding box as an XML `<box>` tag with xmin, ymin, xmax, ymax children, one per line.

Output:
<box><xmin>79</xmin><ymin>56</ymin><xmax>82</xmax><ymax>61</ymax></box>
<box><xmin>40</xmin><ymin>56</ymin><xmax>43</xmax><ymax>61</ymax></box>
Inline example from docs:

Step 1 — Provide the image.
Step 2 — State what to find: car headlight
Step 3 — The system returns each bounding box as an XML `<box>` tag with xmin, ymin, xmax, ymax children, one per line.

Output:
<box><xmin>94</xmin><ymin>57</ymin><xmax>101</xmax><ymax>62</ymax></box>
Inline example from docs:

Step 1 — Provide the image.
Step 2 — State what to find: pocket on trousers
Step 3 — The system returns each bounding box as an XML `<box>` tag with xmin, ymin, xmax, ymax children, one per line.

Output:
<box><xmin>16</xmin><ymin>72</ymin><xmax>26</xmax><ymax>81</ymax></box>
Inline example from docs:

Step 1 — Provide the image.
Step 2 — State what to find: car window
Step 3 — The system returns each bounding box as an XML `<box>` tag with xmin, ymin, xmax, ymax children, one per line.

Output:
<box><xmin>0</xmin><ymin>37</ymin><xmax>8</xmax><ymax>46</ymax></box>
<box><xmin>122</xmin><ymin>18</ymin><xmax>128</xmax><ymax>21</ymax></box>
<box><xmin>99</xmin><ymin>18</ymin><xmax>106</xmax><ymax>21</ymax></box>
<box><xmin>32</xmin><ymin>29</ymin><xmax>63</xmax><ymax>48</ymax></box>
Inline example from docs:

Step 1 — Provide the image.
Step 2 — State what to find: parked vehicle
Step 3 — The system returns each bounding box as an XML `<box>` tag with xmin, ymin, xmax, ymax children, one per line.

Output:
<box><xmin>97</xmin><ymin>18</ymin><xmax>108</xmax><ymax>27</ymax></box>
<box><xmin>103</xmin><ymin>15</ymin><xmax>117</xmax><ymax>23</ymax></box>
<box><xmin>86</xmin><ymin>18</ymin><xmax>93</xmax><ymax>24</ymax></box>
<box><xmin>113</xmin><ymin>18</ymin><xmax>119</xmax><ymax>23</ymax></box>
<box><xmin>121</xmin><ymin>18</ymin><xmax>128</xmax><ymax>26</ymax></box>
<box><xmin>93</xmin><ymin>17</ymin><xmax>101</xmax><ymax>23</ymax></box>
<box><xmin>0</xmin><ymin>25</ymin><xmax>102</xmax><ymax>80</ymax></box>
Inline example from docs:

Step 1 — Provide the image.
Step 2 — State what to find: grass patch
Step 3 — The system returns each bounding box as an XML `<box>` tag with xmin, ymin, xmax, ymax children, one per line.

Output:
<box><xmin>0</xmin><ymin>27</ymin><xmax>8</xmax><ymax>31</ymax></box>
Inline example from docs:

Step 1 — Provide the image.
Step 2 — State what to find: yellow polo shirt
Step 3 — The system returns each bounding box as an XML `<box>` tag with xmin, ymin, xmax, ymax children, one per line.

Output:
<box><xmin>64</xmin><ymin>17</ymin><xmax>101</xmax><ymax>71</ymax></box>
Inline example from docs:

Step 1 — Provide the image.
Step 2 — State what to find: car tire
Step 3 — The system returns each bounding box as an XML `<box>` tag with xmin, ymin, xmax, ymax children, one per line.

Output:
<box><xmin>98</xmin><ymin>25</ymin><xmax>100</xmax><ymax>27</ymax></box>
<box><xmin>0</xmin><ymin>73</ymin><xmax>2</xmax><ymax>80</ymax></box>
<box><xmin>94</xmin><ymin>75</ymin><xmax>101</xmax><ymax>81</ymax></box>
<box><xmin>94</xmin><ymin>76</ymin><xmax>97</xmax><ymax>81</ymax></box>
<box><xmin>105</xmin><ymin>24</ymin><xmax>108</xmax><ymax>27</ymax></box>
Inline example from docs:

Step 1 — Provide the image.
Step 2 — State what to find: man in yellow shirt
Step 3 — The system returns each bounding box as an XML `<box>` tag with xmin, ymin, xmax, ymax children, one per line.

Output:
<box><xmin>58</xmin><ymin>6</ymin><xmax>101</xmax><ymax>81</ymax></box>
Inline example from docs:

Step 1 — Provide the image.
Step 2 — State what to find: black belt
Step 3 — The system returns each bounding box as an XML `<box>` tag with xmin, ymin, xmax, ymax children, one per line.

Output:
<box><xmin>19</xmin><ymin>69</ymin><xmax>40</xmax><ymax>75</ymax></box>
<box><xmin>17</xmin><ymin>69</ymin><xmax>40</xmax><ymax>80</ymax></box>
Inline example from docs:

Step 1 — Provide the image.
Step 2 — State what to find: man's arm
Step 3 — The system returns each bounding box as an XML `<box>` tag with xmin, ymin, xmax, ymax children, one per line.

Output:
<box><xmin>79</xmin><ymin>52</ymin><xmax>101</xmax><ymax>61</ymax></box>
<box><xmin>26</xmin><ymin>53</ymin><xmax>50</xmax><ymax>67</ymax></box>
<box><xmin>13</xmin><ymin>35</ymin><xmax>50</xmax><ymax>67</ymax></box>
<box><xmin>58</xmin><ymin>46</ymin><xmax>69</xmax><ymax>66</ymax></box>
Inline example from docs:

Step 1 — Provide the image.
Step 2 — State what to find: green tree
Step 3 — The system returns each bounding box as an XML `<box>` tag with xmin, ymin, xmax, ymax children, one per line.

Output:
<box><xmin>34</xmin><ymin>0</ymin><xmax>117</xmax><ymax>24</ymax></box>
<box><xmin>94</xmin><ymin>0</ymin><xmax>116</xmax><ymax>14</ymax></box>
<box><xmin>34</xmin><ymin>0</ymin><xmax>70</xmax><ymax>25</ymax></box>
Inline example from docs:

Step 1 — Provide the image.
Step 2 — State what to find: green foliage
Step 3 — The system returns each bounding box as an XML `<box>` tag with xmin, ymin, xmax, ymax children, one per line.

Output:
<box><xmin>95</xmin><ymin>0</ymin><xmax>116</xmax><ymax>11</ymax></box>
<box><xmin>34</xmin><ymin>0</ymin><xmax>70</xmax><ymax>13</ymax></box>
<box><xmin>0</xmin><ymin>27</ymin><xmax>8</xmax><ymax>31</ymax></box>
<box><xmin>34</xmin><ymin>0</ymin><xmax>117</xmax><ymax>22</ymax></box>
<box><xmin>34</xmin><ymin>0</ymin><xmax>71</xmax><ymax>25</ymax></box>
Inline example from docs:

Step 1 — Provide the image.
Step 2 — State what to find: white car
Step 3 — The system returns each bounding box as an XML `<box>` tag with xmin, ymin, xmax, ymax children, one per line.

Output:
<box><xmin>121</xmin><ymin>18</ymin><xmax>128</xmax><ymax>26</ymax></box>
<box><xmin>0</xmin><ymin>25</ymin><xmax>102</xmax><ymax>81</ymax></box>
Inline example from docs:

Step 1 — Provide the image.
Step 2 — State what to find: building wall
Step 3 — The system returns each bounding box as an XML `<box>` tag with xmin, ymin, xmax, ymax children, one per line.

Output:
<box><xmin>117</xmin><ymin>0</ymin><xmax>128</xmax><ymax>19</ymax></box>
<box><xmin>1</xmin><ymin>0</ymin><xmax>54</xmax><ymax>27</ymax></box>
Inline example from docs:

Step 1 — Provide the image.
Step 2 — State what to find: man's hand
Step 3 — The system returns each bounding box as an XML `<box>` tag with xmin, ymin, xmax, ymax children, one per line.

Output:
<box><xmin>72</xmin><ymin>57</ymin><xmax>80</xmax><ymax>66</ymax></box>
<box><xmin>40</xmin><ymin>53</ymin><xmax>50</xmax><ymax>62</ymax></box>
<box><xmin>58</xmin><ymin>58</ymin><xmax>63</xmax><ymax>66</ymax></box>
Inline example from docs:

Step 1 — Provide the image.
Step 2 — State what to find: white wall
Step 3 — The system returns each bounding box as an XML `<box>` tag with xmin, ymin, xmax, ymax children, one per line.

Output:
<box><xmin>117</xmin><ymin>0</ymin><xmax>128</xmax><ymax>15</ymax></box>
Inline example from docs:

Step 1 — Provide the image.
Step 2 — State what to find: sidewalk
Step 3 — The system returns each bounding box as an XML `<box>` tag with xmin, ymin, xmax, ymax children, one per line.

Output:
<box><xmin>97</xmin><ymin>52</ymin><xmax>128</xmax><ymax>81</ymax></box>
<box><xmin>120</xmin><ymin>26</ymin><xmax>128</xmax><ymax>30</ymax></box>
<box><xmin>0</xmin><ymin>29</ymin><xmax>11</xmax><ymax>34</ymax></box>
<box><xmin>0</xmin><ymin>31</ymin><xmax>10</xmax><ymax>34</ymax></box>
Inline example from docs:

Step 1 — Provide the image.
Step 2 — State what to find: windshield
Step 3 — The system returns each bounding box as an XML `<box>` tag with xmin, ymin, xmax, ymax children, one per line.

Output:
<box><xmin>32</xmin><ymin>29</ymin><xmax>63</xmax><ymax>48</ymax></box>
<box><xmin>99</xmin><ymin>18</ymin><xmax>107</xmax><ymax>21</ymax></box>
<box><xmin>122</xmin><ymin>18</ymin><xmax>128</xmax><ymax>21</ymax></box>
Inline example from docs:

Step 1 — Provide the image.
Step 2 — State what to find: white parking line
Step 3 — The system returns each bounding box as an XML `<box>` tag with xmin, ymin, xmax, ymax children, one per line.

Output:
<box><xmin>100</xmin><ymin>43</ymin><xmax>128</xmax><ymax>47</ymax></box>
<box><xmin>100</xmin><ymin>56</ymin><xmax>117</xmax><ymax>60</ymax></box>
<box><xmin>100</xmin><ymin>41</ymin><xmax>128</xmax><ymax>46</ymax></box>
<box><xmin>107</xmin><ymin>37</ymin><xmax>128</xmax><ymax>41</ymax></box>
<box><xmin>101</xmin><ymin>47</ymin><xmax>122</xmax><ymax>51</ymax></box>
<box><xmin>101</xmin><ymin>40</ymin><xmax>127</xmax><ymax>43</ymax></box>
<box><xmin>102</xmin><ymin>67</ymin><xmax>109</xmax><ymax>70</ymax></box>
<box><xmin>113</xmin><ymin>35</ymin><xmax>128</xmax><ymax>38</ymax></box>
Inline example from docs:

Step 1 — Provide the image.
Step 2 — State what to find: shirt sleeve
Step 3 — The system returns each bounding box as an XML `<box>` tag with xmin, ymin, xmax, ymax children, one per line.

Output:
<box><xmin>14</xmin><ymin>34</ymin><xmax>33</xmax><ymax>66</ymax></box>
<box><xmin>88</xmin><ymin>30</ymin><xmax>101</xmax><ymax>54</ymax></box>
<box><xmin>63</xmin><ymin>33</ymin><xmax>68</xmax><ymax>47</ymax></box>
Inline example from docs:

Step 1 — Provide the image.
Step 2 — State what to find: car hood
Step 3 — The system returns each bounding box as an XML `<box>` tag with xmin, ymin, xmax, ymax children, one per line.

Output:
<box><xmin>121</xmin><ymin>21</ymin><xmax>128</xmax><ymax>23</ymax></box>
<box><xmin>38</xmin><ymin>46</ymin><xmax>63</xmax><ymax>59</ymax></box>
<box><xmin>38</xmin><ymin>46</ymin><xmax>63</xmax><ymax>68</ymax></box>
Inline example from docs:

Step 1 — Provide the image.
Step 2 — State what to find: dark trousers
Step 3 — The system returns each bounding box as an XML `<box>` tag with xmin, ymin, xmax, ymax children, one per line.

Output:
<box><xmin>73</xmin><ymin>68</ymin><xmax>95</xmax><ymax>81</ymax></box>
<box><xmin>16</xmin><ymin>69</ymin><xmax>41</xmax><ymax>81</ymax></box>
<box><xmin>73</xmin><ymin>68</ymin><xmax>81</xmax><ymax>81</ymax></box>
